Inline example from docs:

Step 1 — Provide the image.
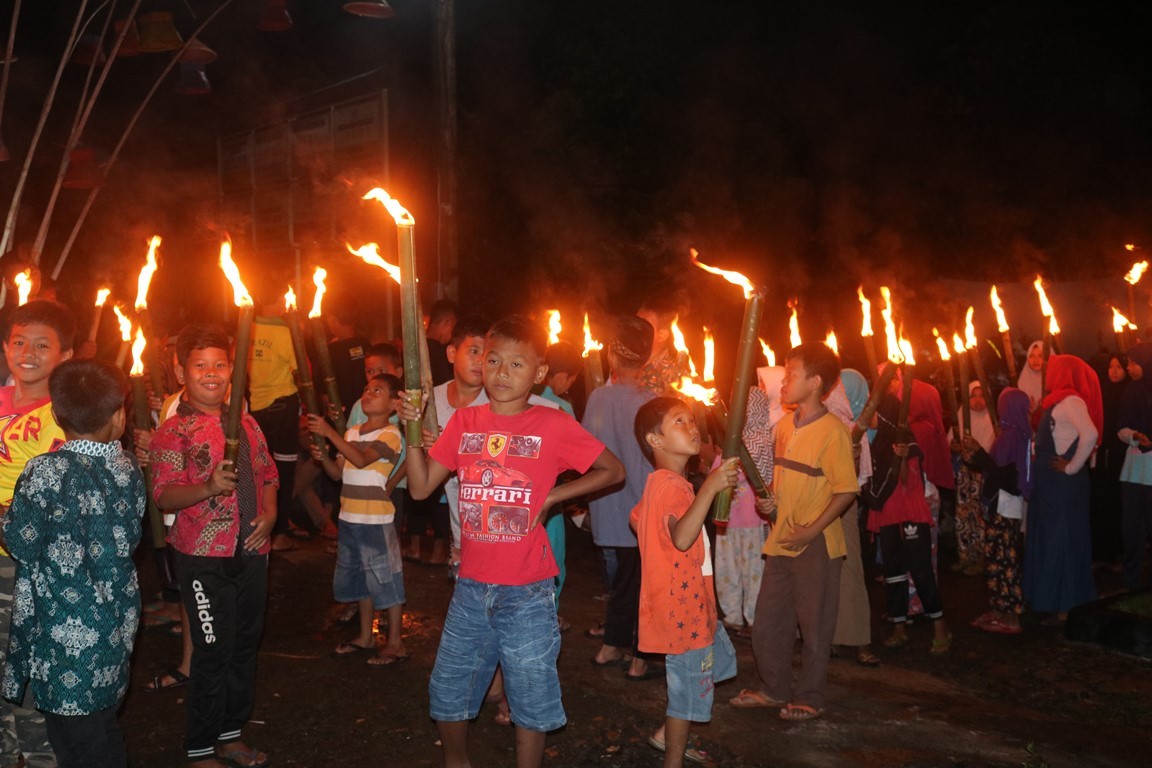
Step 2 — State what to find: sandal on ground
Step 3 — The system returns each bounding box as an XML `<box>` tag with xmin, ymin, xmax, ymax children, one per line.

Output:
<box><xmin>729</xmin><ymin>688</ymin><xmax>786</xmax><ymax>708</ymax></box>
<box><xmin>882</xmin><ymin>633</ymin><xmax>908</xmax><ymax>648</ymax></box>
<box><xmin>624</xmin><ymin>667</ymin><xmax>663</xmax><ymax>682</ymax></box>
<box><xmin>779</xmin><ymin>703</ymin><xmax>823</xmax><ymax>722</ymax></box>
<box><xmin>590</xmin><ymin>655</ymin><xmax>630</xmax><ymax>669</ymax></box>
<box><xmin>367</xmin><ymin>652</ymin><xmax>409</xmax><ymax>667</ymax></box>
<box><xmin>333</xmin><ymin>641</ymin><xmax>375</xmax><ymax>656</ymax></box>
<box><xmin>930</xmin><ymin>633</ymin><xmax>954</xmax><ymax>655</ymax></box>
<box><xmin>647</xmin><ymin>734</ymin><xmax>708</xmax><ymax>764</ymax></box>
<box><xmin>980</xmin><ymin>619</ymin><xmax>1022</xmax><ymax>635</ymax></box>
<box><xmin>143</xmin><ymin>668</ymin><xmax>189</xmax><ymax>692</ymax></box>
<box><xmin>855</xmin><ymin>650</ymin><xmax>881</xmax><ymax>667</ymax></box>
<box><xmin>969</xmin><ymin>611</ymin><xmax>997</xmax><ymax>629</ymax></box>
<box><xmin>215</xmin><ymin>745</ymin><xmax>269</xmax><ymax>768</ymax></box>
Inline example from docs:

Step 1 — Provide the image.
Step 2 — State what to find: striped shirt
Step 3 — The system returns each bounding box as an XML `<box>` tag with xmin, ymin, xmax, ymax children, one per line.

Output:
<box><xmin>339</xmin><ymin>424</ymin><xmax>403</xmax><ymax>524</ymax></box>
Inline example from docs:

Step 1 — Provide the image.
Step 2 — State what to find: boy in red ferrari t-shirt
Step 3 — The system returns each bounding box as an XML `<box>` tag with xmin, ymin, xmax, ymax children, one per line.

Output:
<box><xmin>401</xmin><ymin>316</ymin><xmax>623</xmax><ymax>768</ymax></box>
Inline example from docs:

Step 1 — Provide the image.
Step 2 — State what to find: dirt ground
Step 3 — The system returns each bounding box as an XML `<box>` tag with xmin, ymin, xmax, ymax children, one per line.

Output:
<box><xmin>120</xmin><ymin>526</ymin><xmax>1152</xmax><ymax>768</ymax></box>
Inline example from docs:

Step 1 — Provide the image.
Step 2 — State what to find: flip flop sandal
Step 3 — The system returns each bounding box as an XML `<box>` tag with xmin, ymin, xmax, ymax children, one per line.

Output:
<box><xmin>333</xmin><ymin>641</ymin><xmax>375</xmax><ymax>656</ymax></box>
<box><xmin>143</xmin><ymin>668</ymin><xmax>189</xmax><ymax>692</ymax></box>
<box><xmin>779</xmin><ymin>703</ymin><xmax>823</xmax><ymax>722</ymax></box>
<box><xmin>647</xmin><ymin>735</ymin><xmax>708</xmax><ymax>764</ymax></box>
<box><xmin>980</xmin><ymin>619</ymin><xmax>1022</xmax><ymax>635</ymax></box>
<box><xmin>215</xmin><ymin>747</ymin><xmax>270</xmax><ymax>768</ymax></box>
<box><xmin>729</xmin><ymin>688</ymin><xmax>786</xmax><ymax>708</ymax></box>
<box><xmin>855</xmin><ymin>651</ymin><xmax>881</xmax><ymax>668</ymax></box>
<box><xmin>367</xmin><ymin>652</ymin><xmax>410</xmax><ymax>667</ymax></box>
<box><xmin>929</xmin><ymin>633</ymin><xmax>954</xmax><ymax>655</ymax></box>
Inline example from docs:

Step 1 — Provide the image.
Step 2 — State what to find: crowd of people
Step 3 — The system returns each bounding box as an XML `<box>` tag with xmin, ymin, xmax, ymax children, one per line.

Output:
<box><xmin>0</xmin><ymin>284</ymin><xmax>1144</xmax><ymax>768</ymax></box>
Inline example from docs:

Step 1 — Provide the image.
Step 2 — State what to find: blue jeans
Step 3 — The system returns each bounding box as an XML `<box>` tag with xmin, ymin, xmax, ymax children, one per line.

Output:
<box><xmin>429</xmin><ymin>578</ymin><xmax>564</xmax><ymax>732</ymax></box>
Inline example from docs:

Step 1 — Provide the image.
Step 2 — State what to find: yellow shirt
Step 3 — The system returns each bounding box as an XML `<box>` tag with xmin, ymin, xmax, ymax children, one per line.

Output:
<box><xmin>248</xmin><ymin>318</ymin><xmax>298</xmax><ymax>413</ymax></box>
<box><xmin>763</xmin><ymin>411</ymin><xmax>857</xmax><ymax>559</ymax></box>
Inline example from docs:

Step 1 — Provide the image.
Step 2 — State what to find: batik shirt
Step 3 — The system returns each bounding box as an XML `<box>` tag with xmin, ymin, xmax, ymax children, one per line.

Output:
<box><xmin>150</xmin><ymin>401</ymin><xmax>278</xmax><ymax>557</ymax></box>
<box><xmin>2</xmin><ymin>441</ymin><xmax>144</xmax><ymax>714</ymax></box>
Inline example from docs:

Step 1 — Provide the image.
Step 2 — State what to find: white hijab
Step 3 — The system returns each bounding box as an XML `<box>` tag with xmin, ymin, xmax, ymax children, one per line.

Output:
<box><xmin>958</xmin><ymin>380</ymin><xmax>996</xmax><ymax>452</ymax></box>
<box><xmin>756</xmin><ymin>366</ymin><xmax>787</xmax><ymax>427</ymax></box>
<box><xmin>1017</xmin><ymin>340</ymin><xmax>1044</xmax><ymax>412</ymax></box>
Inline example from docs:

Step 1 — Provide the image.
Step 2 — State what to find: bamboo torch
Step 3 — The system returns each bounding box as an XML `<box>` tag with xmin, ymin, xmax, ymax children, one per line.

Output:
<box><xmin>933</xmin><ymin>328</ymin><xmax>959</xmax><ymax>432</ymax></box>
<box><xmin>964</xmin><ymin>306</ymin><xmax>999</xmax><ymax>435</ymax></box>
<box><xmin>285</xmin><ymin>286</ymin><xmax>327</xmax><ymax>454</ymax></box>
<box><xmin>852</xmin><ymin>287</ymin><xmax>902</xmax><ymax>444</ymax></box>
<box><xmin>582</xmin><ymin>312</ymin><xmax>605</xmax><ymax>391</ymax></box>
<box><xmin>1113</xmin><ymin>307</ymin><xmax>1134</xmax><ymax>354</ymax></box>
<box><xmin>954</xmin><ymin>332</ymin><xmax>971</xmax><ymax>436</ymax></box>
<box><xmin>670</xmin><ymin>377</ymin><xmax>769</xmax><ymax>500</ymax></box>
<box><xmin>134</xmin><ymin>236</ymin><xmax>167</xmax><ymax>401</ymax></box>
<box><xmin>347</xmin><ymin>241</ymin><xmax>439</xmax><ymax>437</ymax></box>
<box><xmin>218</xmin><ymin>241</ymin><xmax>254</xmax><ymax>470</ymax></box>
<box><xmin>113</xmin><ymin>304</ymin><xmax>133</xmax><ymax>368</ymax></box>
<box><xmin>989</xmin><ymin>285</ymin><xmax>1017</xmax><ymax>381</ymax></box>
<box><xmin>88</xmin><ymin>287</ymin><xmax>111</xmax><ymax>343</ymax></box>
<box><xmin>1034</xmin><ymin>275</ymin><xmax>1063</xmax><ymax>356</ymax></box>
<box><xmin>690</xmin><ymin>248</ymin><xmax>763</xmax><ymax>523</ymax></box>
<box><xmin>130</xmin><ymin>327</ymin><xmax>166</xmax><ymax>549</ymax></box>
<box><xmin>858</xmin><ymin>287</ymin><xmax>879</xmax><ymax>381</ymax></box>
<box><xmin>307</xmin><ymin>267</ymin><xmax>347</xmax><ymax>437</ymax></box>
<box><xmin>13</xmin><ymin>270</ymin><xmax>31</xmax><ymax>306</ymax></box>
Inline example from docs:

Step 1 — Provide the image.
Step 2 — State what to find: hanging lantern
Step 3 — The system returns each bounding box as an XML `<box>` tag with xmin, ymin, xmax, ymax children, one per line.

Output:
<box><xmin>178</xmin><ymin>38</ymin><xmax>217</xmax><ymax>65</ymax></box>
<box><xmin>344</xmin><ymin>1</ymin><xmax>396</xmax><ymax>18</ymax></box>
<box><xmin>257</xmin><ymin>0</ymin><xmax>293</xmax><ymax>32</ymax></box>
<box><xmin>114</xmin><ymin>19</ymin><xmax>143</xmax><ymax>57</ymax></box>
<box><xmin>62</xmin><ymin>147</ymin><xmax>103</xmax><ymax>189</ymax></box>
<box><xmin>137</xmin><ymin>12</ymin><xmax>184</xmax><ymax>53</ymax></box>
<box><xmin>175</xmin><ymin>62</ymin><xmax>211</xmax><ymax>96</ymax></box>
<box><xmin>70</xmin><ymin>34</ymin><xmax>106</xmax><ymax>66</ymax></box>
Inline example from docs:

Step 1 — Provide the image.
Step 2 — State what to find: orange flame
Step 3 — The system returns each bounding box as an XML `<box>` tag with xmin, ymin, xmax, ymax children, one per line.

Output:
<box><xmin>825</xmin><ymin>330</ymin><xmax>838</xmax><ymax>356</ymax></box>
<box><xmin>129</xmin><ymin>327</ymin><xmax>147</xmax><ymax>377</ymax></box>
<box><xmin>1112</xmin><ymin>306</ymin><xmax>1137</xmax><ymax>333</ymax></box>
<box><xmin>952</xmin><ymin>332</ymin><xmax>966</xmax><ymax>356</ymax></box>
<box><xmin>880</xmin><ymin>286</ymin><xmax>903</xmax><ymax>364</ymax></box>
<box><xmin>218</xmin><ymin>241</ymin><xmax>253</xmax><ymax>308</ymax></box>
<box><xmin>112</xmin><ymin>305</ymin><xmax>132</xmax><ymax>342</ymax></box>
<box><xmin>309</xmin><ymin>267</ymin><xmax>327</xmax><ymax>319</ymax></box>
<box><xmin>1125</xmin><ymin>261</ymin><xmax>1149</xmax><ymax>286</ymax></box>
<box><xmin>1126</xmin><ymin>244</ymin><xmax>1139</xmax><ymax>251</ymax></box>
<box><xmin>581</xmin><ymin>312</ymin><xmax>603</xmax><ymax>358</ymax></box>
<box><xmin>363</xmin><ymin>188</ymin><xmax>415</xmax><ymax>227</ymax></box>
<box><xmin>547</xmin><ymin>310</ymin><xmax>562</xmax><ymax>346</ymax></box>
<box><xmin>989</xmin><ymin>285</ymin><xmax>1009</xmax><ymax>333</ymax></box>
<box><xmin>788</xmin><ymin>302</ymin><xmax>802</xmax><ymax>348</ymax></box>
<box><xmin>898</xmin><ymin>332</ymin><xmax>916</xmax><ymax>365</ymax></box>
<box><xmin>1033</xmin><ymin>275</ymin><xmax>1060</xmax><ymax>334</ymax></box>
<box><xmin>347</xmin><ymin>242</ymin><xmax>401</xmax><ymax>285</ymax></box>
<box><xmin>14</xmin><ymin>270</ymin><xmax>31</xmax><ymax>306</ymax></box>
<box><xmin>689</xmin><ymin>248</ymin><xmax>754</xmax><ymax>300</ymax></box>
<box><xmin>933</xmin><ymin>328</ymin><xmax>951</xmax><ymax>361</ymax></box>
<box><xmin>94</xmin><ymin>288</ymin><xmax>111</xmax><ymax>307</ymax></box>
<box><xmin>134</xmin><ymin>235</ymin><xmax>161</xmax><ymax>311</ymax></box>
<box><xmin>857</xmin><ymin>287</ymin><xmax>873</xmax><ymax>337</ymax></box>
<box><xmin>759</xmin><ymin>338</ymin><xmax>776</xmax><ymax>367</ymax></box>
<box><xmin>703</xmin><ymin>328</ymin><xmax>715</xmax><ymax>383</ymax></box>
<box><xmin>284</xmin><ymin>286</ymin><xmax>297</xmax><ymax>312</ymax></box>
<box><xmin>964</xmin><ymin>306</ymin><xmax>977</xmax><ymax>350</ymax></box>
<box><xmin>669</xmin><ymin>316</ymin><xmax>698</xmax><ymax>378</ymax></box>
<box><xmin>671</xmin><ymin>376</ymin><xmax>718</xmax><ymax>406</ymax></box>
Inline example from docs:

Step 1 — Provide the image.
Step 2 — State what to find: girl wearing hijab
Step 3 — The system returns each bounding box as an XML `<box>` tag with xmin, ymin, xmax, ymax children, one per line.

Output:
<box><xmin>963</xmin><ymin>388</ymin><xmax>1032</xmax><ymax>634</ymax></box>
<box><xmin>826</xmin><ymin>370</ymin><xmax>878</xmax><ymax>666</ymax></box>
<box><xmin>1117</xmin><ymin>344</ymin><xmax>1152</xmax><ymax>591</ymax></box>
<box><xmin>1023</xmin><ymin>354</ymin><xmax>1101</xmax><ymax>625</ymax></box>
<box><xmin>1091</xmin><ymin>354</ymin><xmax>1129</xmax><ymax>568</ymax></box>
<box><xmin>1017</xmin><ymin>341</ymin><xmax>1046</xmax><ymax>414</ymax></box>
<box><xmin>952</xmin><ymin>381</ymin><xmax>997</xmax><ymax>577</ymax></box>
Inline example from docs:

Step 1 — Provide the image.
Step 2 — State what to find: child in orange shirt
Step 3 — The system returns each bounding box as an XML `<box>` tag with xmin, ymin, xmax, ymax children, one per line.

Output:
<box><xmin>632</xmin><ymin>396</ymin><xmax>738</xmax><ymax>767</ymax></box>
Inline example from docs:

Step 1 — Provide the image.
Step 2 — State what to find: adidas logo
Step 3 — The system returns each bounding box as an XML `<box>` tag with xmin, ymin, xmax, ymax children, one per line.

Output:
<box><xmin>191</xmin><ymin>579</ymin><xmax>217</xmax><ymax>644</ymax></box>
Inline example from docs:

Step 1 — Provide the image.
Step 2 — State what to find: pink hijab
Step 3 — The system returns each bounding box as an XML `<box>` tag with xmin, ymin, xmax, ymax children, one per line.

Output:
<box><xmin>910</xmin><ymin>380</ymin><xmax>954</xmax><ymax>490</ymax></box>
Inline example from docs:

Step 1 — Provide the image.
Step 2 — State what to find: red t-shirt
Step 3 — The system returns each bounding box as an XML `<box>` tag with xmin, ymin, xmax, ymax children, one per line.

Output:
<box><xmin>631</xmin><ymin>469</ymin><xmax>717</xmax><ymax>654</ymax></box>
<box><xmin>430</xmin><ymin>404</ymin><xmax>604</xmax><ymax>585</ymax></box>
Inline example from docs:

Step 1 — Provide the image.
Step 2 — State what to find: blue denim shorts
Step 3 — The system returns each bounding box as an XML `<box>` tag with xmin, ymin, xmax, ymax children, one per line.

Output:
<box><xmin>429</xmin><ymin>578</ymin><xmax>564</xmax><ymax>732</ymax></box>
<box><xmin>665</xmin><ymin>628</ymin><xmax>737</xmax><ymax>722</ymax></box>
<box><xmin>333</xmin><ymin>522</ymin><xmax>405</xmax><ymax>609</ymax></box>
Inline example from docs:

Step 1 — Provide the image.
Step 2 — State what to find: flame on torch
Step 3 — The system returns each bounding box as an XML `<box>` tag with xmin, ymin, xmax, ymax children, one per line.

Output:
<box><xmin>670</xmin><ymin>316</ymin><xmax>698</xmax><ymax>378</ymax></box>
<box><xmin>898</xmin><ymin>329</ymin><xmax>916</xmax><ymax>365</ymax></box>
<box><xmin>689</xmin><ymin>248</ymin><xmax>754</xmax><ymax>300</ymax></box>
<box><xmin>1126</xmin><ymin>244</ymin><xmax>1139</xmax><ymax>252</ymax></box>
<box><xmin>347</xmin><ymin>242</ymin><xmax>401</xmax><ymax>285</ymax></box>
<box><xmin>94</xmin><ymin>288</ymin><xmax>111</xmax><ymax>307</ymax></box>
<box><xmin>933</xmin><ymin>328</ymin><xmax>951</xmax><ymax>361</ymax></box>
<box><xmin>308</xmin><ymin>268</ymin><xmax>327</xmax><ymax>319</ymax></box>
<box><xmin>964</xmin><ymin>306</ymin><xmax>978</xmax><ymax>350</ymax></box>
<box><xmin>581</xmin><ymin>312</ymin><xmax>603</xmax><ymax>358</ymax></box>
<box><xmin>671</xmin><ymin>376</ymin><xmax>718</xmax><ymax>406</ymax></box>
<box><xmin>953</xmin><ymin>332</ymin><xmax>966</xmax><ymax>356</ymax></box>
<box><xmin>284</xmin><ymin>286</ymin><xmax>297</xmax><ymax>312</ymax></box>
<box><xmin>1125</xmin><ymin>260</ymin><xmax>1149</xmax><ymax>286</ymax></box>
<box><xmin>857</xmin><ymin>287</ymin><xmax>873</xmax><ymax>337</ymax></box>
<box><xmin>362</xmin><ymin>188</ymin><xmax>415</xmax><ymax>228</ymax></box>
<box><xmin>129</xmin><ymin>327</ymin><xmax>147</xmax><ymax>377</ymax></box>
<box><xmin>1033</xmin><ymin>275</ymin><xmax>1060</xmax><ymax>335</ymax></box>
<box><xmin>14</xmin><ymin>270</ymin><xmax>31</xmax><ymax>306</ymax></box>
<box><xmin>759</xmin><ymin>338</ymin><xmax>776</xmax><ymax>367</ymax></box>
<box><xmin>219</xmin><ymin>241</ymin><xmax>253</xmax><ymax>308</ymax></box>
<box><xmin>990</xmin><ymin>285</ymin><xmax>1009</xmax><ymax>332</ymax></box>
<box><xmin>112</xmin><ymin>305</ymin><xmax>132</xmax><ymax>342</ymax></box>
<box><xmin>135</xmin><ymin>236</ymin><xmax>161</xmax><ymax>311</ymax></box>
<box><xmin>825</xmin><ymin>330</ymin><xmax>839</xmax><ymax>356</ymax></box>
<box><xmin>788</xmin><ymin>302</ymin><xmax>802</xmax><ymax>348</ymax></box>
<box><xmin>547</xmin><ymin>310</ymin><xmax>562</xmax><ymax>346</ymax></box>
<box><xmin>703</xmin><ymin>328</ymin><xmax>715</xmax><ymax>383</ymax></box>
<box><xmin>1113</xmin><ymin>306</ymin><xmax>1137</xmax><ymax>333</ymax></box>
<box><xmin>880</xmin><ymin>286</ymin><xmax>903</xmax><ymax>364</ymax></box>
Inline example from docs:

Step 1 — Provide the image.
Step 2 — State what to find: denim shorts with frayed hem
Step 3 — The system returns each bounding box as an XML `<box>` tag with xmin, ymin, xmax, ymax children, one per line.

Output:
<box><xmin>429</xmin><ymin>578</ymin><xmax>564</xmax><ymax>732</ymax></box>
<box><xmin>665</xmin><ymin>628</ymin><xmax>737</xmax><ymax>722</ymax></box>
<box><xmin>333</xmin><ymin>522</ymin><xmax>405</xmax><ymax>609</ymax></box>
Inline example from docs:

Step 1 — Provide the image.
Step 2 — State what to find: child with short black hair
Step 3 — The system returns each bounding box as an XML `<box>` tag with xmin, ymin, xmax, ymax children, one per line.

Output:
<box><xmin>2</xmin><ymin>359</ymin><xmax>144</xmax><ymax>768</ymax></box>
<box><xmin>632</xmin><ymin>396</ymin><xmax>738</xmax><ymax>767</ymax></box>
<box><xmin>401</xmin><ymin>315</ymin><xmax>624</xmax><ymax>768</ymax></box>
<box><xmin>150</xmin><ymin>324</ymin><xmax>278</xmax><ymax>768</ymax></box>
<box><xmin>309</xmin><ymin>373</ymin><xmax>407</xmax><ymax>666</ymax></box>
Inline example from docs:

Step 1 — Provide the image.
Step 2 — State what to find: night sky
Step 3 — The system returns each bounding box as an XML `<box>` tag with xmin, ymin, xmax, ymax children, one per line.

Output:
<box><xmin>3</xmin><ymin>0</ymin><xmax>1152</xmax><ymax>360</ymax></box>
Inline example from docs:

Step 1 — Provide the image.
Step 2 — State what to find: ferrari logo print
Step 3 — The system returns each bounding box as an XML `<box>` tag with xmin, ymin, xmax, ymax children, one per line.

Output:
<box><xmin>486</xmin><ymin>434</ymin><xmax>508</xmax><ymax>458</ymax></box>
